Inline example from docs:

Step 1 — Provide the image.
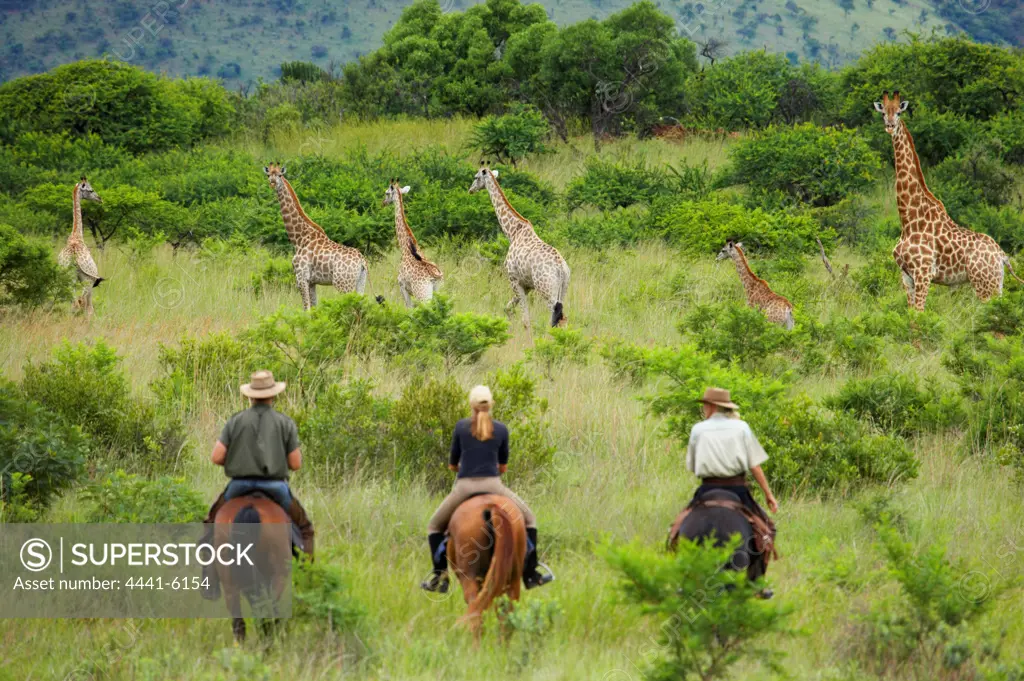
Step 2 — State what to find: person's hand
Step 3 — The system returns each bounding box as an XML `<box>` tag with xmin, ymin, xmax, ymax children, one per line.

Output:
<box><xmin>766</xmin><ymin>494</ymin><xmax>779</xmax><ymax>514</ymax></box>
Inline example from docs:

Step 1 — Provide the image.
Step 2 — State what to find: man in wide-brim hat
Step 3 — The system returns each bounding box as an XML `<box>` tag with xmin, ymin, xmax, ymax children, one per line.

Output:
<box><xmin>686</xmin><ymin>386</ymin><xmax>778</xmax><ymax>524</ymax></box>
<box><xmin>199</xmin><ymin>370</ymin><xmax>315</xmax><ymax>598</ymax></box>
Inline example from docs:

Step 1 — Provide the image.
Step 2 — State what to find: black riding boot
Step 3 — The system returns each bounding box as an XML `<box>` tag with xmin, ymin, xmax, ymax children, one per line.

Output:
<box><xmin>420</xmin><ymin>532</ymin><xmax>449</xmax><ymax>593</ymax></box>
<box><xmin>523</xmin><ymin>527</ymin><xmax>554</xmax><ymax>589</ymax></box>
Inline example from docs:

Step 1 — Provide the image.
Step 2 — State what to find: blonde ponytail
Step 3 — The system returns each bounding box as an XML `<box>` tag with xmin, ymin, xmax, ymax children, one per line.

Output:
<box><xmin>468</xmin><ymin>385</ymin><xmax>494</xmax><ymax>441</ymax></box>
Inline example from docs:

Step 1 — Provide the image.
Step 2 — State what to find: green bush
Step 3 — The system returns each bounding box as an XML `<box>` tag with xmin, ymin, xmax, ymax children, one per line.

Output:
<box><xmin>976</xmin><ymin>290</ymin><xmax>1024</xmax><ymax>336</ymax></box>
<box><xmin>291</xmin><ymin>558</ymin><xmax>365</xmax><ymax>634</ymax></box>
<box><xmin>541</xmin><ymin>208</ymin><xmax>651</xmax><ymax>249</ymax></box>
<box><xmin>724</xmin><ymin>123</ymin><xmax>881</xmax><ymax>207</ymax></box>
<box><xmin>82</xmin><ymin>470</ymin><xmax>206</xmax><ymax>523</ymax></box>
<box><xmin>930</xmin><ymin>143</ymin><xmax>1017</xmax><ymax>217</ymax></box>
<box><xmin>392</xmin><ymin>374</ymin><xmax>465</xmax><ymax>492</ymax></box>
<box><xmin>0</xmin><ymin>381</ymin><xmax>88</xmax><ymax>508</ymax></box>
<box><xmin>301</xmin><ymin>379</ymin><xmax>394</xmax><ymax>480</ymax></box>
<box><xmin>603</xmin><ymin>537</ymin><xmax>791</xmax><ymax>681</ymax></box>
<box><xmin>826</xmin><ymin>373</ymin><xmax>967</xmax><ymax>435</ymax></box>
<box><xmin>21</xmin><ymin>340</ymin><xmax>187</xmax><ymax>471</ymax></box>
<box><xmin>0</xmin><ymin>223</ymin><xmax>73</xmax><ymax>309</ymax></box>
<box><xmin>681</xmin><ymin>303</ymin><xmax>793</xmax><ymax>371</ymax></box>
<box><xmin>852</xmin><ymin>251</ymin><xmax>902</xmax><ymax>298</ymax></box>
<box><xmin>468</xmin><ymin>104</ymin><xmax>550</xmax><ymax>167</ymax></box>
<box><xmin>527</xmin><ymin>327</ymin><xmax>593</xmax><ymax>376</ymax></box>
<box><xmin>487</xmin><ymin>364</ymin><xmax>556</xmax><ymax>483</ymax></box>
<box><xmin>987</xmin><ymin>110</ymin><xmax>1024</xmax><ymax>165</ymax></box>
<box><xmin>566</xmin><ymin>158</ymin><xmax>671</xmax><ymax>211</ymax></box>
<box><xmin>688</xmin><ymin>51</ymin><xmax>795</xmax><ymax>129</ymax></box>
<box><xmin>250</xmin><ymin>258</ymin><xmax>296</xmax><ymax>296</ymax></box>
<box><xmin>652</xmin><ymin>198</ymin><xmax>831</xmax><ymax>256</ymax></box>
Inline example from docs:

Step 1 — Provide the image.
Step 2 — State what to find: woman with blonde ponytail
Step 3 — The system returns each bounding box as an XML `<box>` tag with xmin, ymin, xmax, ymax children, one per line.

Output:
<box><xmin>422</xmin><ymin>385</ymin><xmax>552</xmax><ymax>592</ymax></box>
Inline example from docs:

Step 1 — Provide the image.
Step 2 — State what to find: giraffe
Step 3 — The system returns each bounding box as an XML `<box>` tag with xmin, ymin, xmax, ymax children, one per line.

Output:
<box><xmin>57</xmin><ymin>177</ymin><xmax>104</xmax><ymax>315</ymax></box>
<box><xmin>717</xmin><ymin>241</ymin><xmax>795</xmax><ymax>330</ymax></box>
<box><xmin>874</xmin><ymin>91</ymin><xmax>1024</xmax><ymax>310</ymax></box>
<box><xmin>264</xmin><ymin>163</ymin><xmax>369</xmax><ymax>310</ymax></box>
<box><xmin>382</xmin><ymin>179</ymin><xmax>443</xmax><ymax>307</ymax></box>
<box><xmin>468</xmin><ymin>164</ymin><xmax>570</xmax><ymax>330</ymax></box>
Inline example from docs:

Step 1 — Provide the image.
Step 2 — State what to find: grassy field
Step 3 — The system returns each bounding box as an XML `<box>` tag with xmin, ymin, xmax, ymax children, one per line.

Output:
<box><xmin>0</xmin><ymin>0</ymin><xmax>956</xmax><ymax>83</ymax></box>
<box><xmin>1</xmin><ymin>128</ymin><xmax>1023</xmax><ymax>680</ymax></box>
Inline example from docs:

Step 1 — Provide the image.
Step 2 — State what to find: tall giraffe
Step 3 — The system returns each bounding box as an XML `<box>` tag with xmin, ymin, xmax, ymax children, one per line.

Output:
<box><xmin>875</xmin><ymin>91</ymin><xmax>1024</xmax><ymax>310</ymax></box>
<box><xmin>264</xmin><ymin>163</ymin><xmax>369</xmax><ymax>310</ymax></box>
<box><xmin>717</xmin><ymin>241</ymin><xmax>794</xmax><ymax>330</ymax></box>
<box><xmin>57</xmin><ymin>177</ymin><xmax>104</xmax><ymax>315</ymax></box>
<box><xmin>382</xmin><ymin>179</ymin><xmax>443</xmax><ymax>307</ymax></box>
<box><xmin>469</xmin><ymin>164</ymin><xmax>570</xmax><ymax>329</ymax></box>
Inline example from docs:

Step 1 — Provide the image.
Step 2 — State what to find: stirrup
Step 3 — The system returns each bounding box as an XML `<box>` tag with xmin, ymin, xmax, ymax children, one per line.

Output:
<box><xmin>525</xmin><ymin>561</ymin><xmax>555</xmax><ymax>589</ymax></box>
<box><xmin>420</xmin><ymin>572</ymin><xmax>449</xmax><ymax>593</ymax></box>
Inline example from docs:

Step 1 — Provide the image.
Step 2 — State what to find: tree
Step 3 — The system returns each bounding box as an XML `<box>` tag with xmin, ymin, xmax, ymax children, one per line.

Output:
<box><xmin>0</xmin><ymin>224</ymin><xmax>72</xmax><ymax>310</ymax></box>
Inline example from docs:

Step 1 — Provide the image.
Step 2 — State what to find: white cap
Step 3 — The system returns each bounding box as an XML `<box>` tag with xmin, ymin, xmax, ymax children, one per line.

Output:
<box><xmin>469</xmin><ymin>385</ymin><xmax>493</xmax><ymax>407</ymax></box>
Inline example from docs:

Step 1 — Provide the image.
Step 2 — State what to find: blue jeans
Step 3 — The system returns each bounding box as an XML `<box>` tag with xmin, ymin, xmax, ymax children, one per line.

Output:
<box><xmin>224</xmin><ymin>479</ymin><xmax>292</xmax><ymax>510</ymax></box>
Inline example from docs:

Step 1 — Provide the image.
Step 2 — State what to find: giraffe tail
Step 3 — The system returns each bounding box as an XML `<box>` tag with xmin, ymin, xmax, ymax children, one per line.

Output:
<box><xmin>550</xmin><ymin>302</ymin><xmax>564</xmax><ymax>327</ymax></box>
<box><xmin>1004</xmin><ymin>256</ymin><xmax>1024</xmax><ymax>285</ymax></box>
<box><xmin>92</xmin><ymin>277</ymin><xmax>105</xmax><ymax>288</ymax></box>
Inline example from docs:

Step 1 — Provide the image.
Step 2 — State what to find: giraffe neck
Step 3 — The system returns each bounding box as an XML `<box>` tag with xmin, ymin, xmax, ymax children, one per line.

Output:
<box><xmin>730</xmin><ymin>248</ymin><xmax>762</xmax><ymax>297</ymax></box>
<box><xmin>891</xmin><ymin>120</ymin><xmax>946</xmax><ymax>233</ymax></box>
<box><xmin>71</xmin><ymin>185</ymin><xmax>83</xmax><ymax>241</ymax></box>
<box><xmin>393</xmin><ymin>191</ymin><xmax>414</xmax><ymax>255</ymax></box>
<box><xmin>484</xmin><ymin>175</ymin><xmax>530</xmax><ymax>240</ymax></box>
<box><xmin>274</xmin><ymin>179</ymin><xmax>323</xmax><ymax>247</ymax></box>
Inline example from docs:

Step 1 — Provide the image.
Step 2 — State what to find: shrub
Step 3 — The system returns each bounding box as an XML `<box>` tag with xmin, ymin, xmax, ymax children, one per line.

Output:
<box><xmin>291</xmin><ymin>558</ymin><xmax>365</xmax><ymax>634</ymax></box>
<box><xmin>0</xmin><ymin>381</ymin><xmax>88</xmax><ymax>508</ymax></box>
<box><xmin>468</xmin><ymin>104</ymin><xmax>550</xmax><ymax>167</ymax></box>
<box><xmin>603</xmin><ymin>537</ymin><xmax>791</xmax><ymax>681</ymax></box>
<box><xmin>0</xmin><ymin>223</ymin><xmax>73</xmax><ymax>310</ymax></box>
<box><xmin>681</xmin><ymin>303</ymin><xmax>793</xmax><ymax>371</ymax></box>
<box><xmin>987</xmin><ymin>110</ymin><xmax>1024</xmax><ymax>165</ymax></box>
<box><xmin>930</xmin><ymin>142</ymin><xmax>1017</xmax><ymax>218</ymax></box>
<box><xmin>153</xmin><ymin>332</ymin><xmax>257</xmax><ymax>416</ymax></box>
<box><xmin>566</xmin><ymin>158</ymin><xmax>672</xmax><ymax>211</ymax></box>
<box><xmin>81</xmin><ymin>470</ymin><xmax>206</xmax><ymax>523</ymax></box>
<box><xmin>527</xmin><ymin>328</ymin><xmax>593</xmax><ymax>377</ymax></box>
<box><xmin>541</xmin><ymin>208</ymin><xmax>651</xmax><ymax>249</ymax></box>
<box><xmin>826</xmin><ymin>373</ymin><xmax>967</xmax><ymax>435</ymax></box>
<box><xmin>688</xmin><ymin>51</ymin><xmax>795</xmax><ymax>129</ymax></box>
<box><xmin>653</xmin><ymin>198</ymin><xmax>830</xmax><ymax>256</ymax></box>
<box><xmin>21</xmin><ymin>340</ymin><xmax>187</xmax><ymax>471</ymax></box>
<box><xmin>404</xmin><ymin>296</ymin><xmax>511</xmax><ymax>371</ymax></box>
<box><xmin>301</xmin><ymin>379</ymin><xmax>394</xmax><ymax>480</ymax></box>
<box><xmin>852</xmin><ymin>251</ymin><xmax>902</xmax><ymax>298</ymax></box>
<box><xmin>391</xmin><ymin>374</ymin><xmax>465</xmax><ymax>492</ymax></box>
<box><xmin>961</xmin><ymin>204</ymin><xmax>1024</xmax><ymax>254</ymax></box>
<box><xmin>976</xmin><ymin>290</ymin><xmax>1024</xmax><ymax>336</ymax></box>
<box><xmin>250</xmin><ymin>258</ymin><xmax>296</xmax><ymax>296</ymax></box>
<box><xmin>599</xmin><ymin>339</ymin><xmax>654</xmax><ymax>386</ymax></box>
<box><xmin>724</xmin><ymin>123</ymin><xmax>881</xmax><ymax>207</ymax></box>
<box><xmin>487</xmin><ymin>364</ymin><xmax>556</xmax><ymax>483</ymax></box>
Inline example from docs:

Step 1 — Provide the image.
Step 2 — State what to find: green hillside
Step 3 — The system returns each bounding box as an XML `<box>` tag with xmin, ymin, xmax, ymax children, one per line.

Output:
<box><xmin>0</xmin><ymin>0</ymin><xmax>1008</xmax><ymax>83</ymax></box>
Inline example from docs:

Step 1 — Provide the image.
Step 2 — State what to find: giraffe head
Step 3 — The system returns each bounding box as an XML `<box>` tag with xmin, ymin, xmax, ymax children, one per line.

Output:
<box><xmin>382</xmin><ymin>179</ymin><xmax>411</xmax><ymax>207</ymax></box>
<box><xmin>716</xmin><ymin>240</ymin><xmax>743</xmax><ymax>261</ymax></box>
<box><xmin>468</xmin><ymin>162</ymin><xmax>498</xmax><ymax>194</ymax></box>
<box><xmin>263</xmin><ymin>162</ymin><xmax>288</xmax><ymax>190</ymax></box>
<box><xmin>873</xmin><ymin>91</ymin><xmax>909</xmax><ymax>136</ymax></box>
<box><xmin>78</xmin><ymin>176</ymin><xmax>101</xmax><ymax>203</ymax></box>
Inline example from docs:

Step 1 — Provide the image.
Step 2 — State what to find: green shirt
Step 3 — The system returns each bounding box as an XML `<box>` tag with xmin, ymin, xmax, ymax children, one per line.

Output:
<box><xmin>218</xmin><ymin>404</ymin><xmax>299</xmax><ymax>480</ymax></box>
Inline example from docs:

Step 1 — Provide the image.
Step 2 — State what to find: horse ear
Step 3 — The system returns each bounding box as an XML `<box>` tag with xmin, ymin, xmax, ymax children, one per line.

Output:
<box><xmin>873</xmin><ymin>102</ymin><xmax>884</xmax><ymax>112</ymax></box>
<box><xmin>400</xmin><ymin>185</ymin><xmax>410</xmax><ymax>194</ymax></box>
<box><xmin>899</xmin><ymin>100</ymin><xmax>909</xmax><ymax>112</ymax></box>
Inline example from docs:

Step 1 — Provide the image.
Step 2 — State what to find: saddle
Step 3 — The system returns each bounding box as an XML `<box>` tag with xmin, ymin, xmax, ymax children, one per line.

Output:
<box><xmin>667</xmin><ymin>494</ymin><xmax>779</xmax><ymax>567</ymax></box>
<box><xmin>236</xmin><ymin>491</ymin><xmax>306</xmax><ymax>554</ymax></box>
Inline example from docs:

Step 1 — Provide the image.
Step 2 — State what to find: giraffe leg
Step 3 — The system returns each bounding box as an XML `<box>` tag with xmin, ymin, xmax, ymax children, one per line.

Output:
<box><xmin>296</xmin><ymin>276</ymin><xmax>312</xmax><ymax>311</ymax></box>
<box><xmin>901</xmin><ymin>271</ymin><xmax>915</xmax><ymax>308</ymax></box>
<box><xmin>400</xmin><ymin>282</ymin><xmax>412</xmax><ymax>308</ymax></box>
<box><xmin>972</xmin><ymin>270</ymin><xmax>1000</xmax><ymax>302</ymax></box>
<box><xmin>507</xmin><ymin>281</ymin><xmax>530</xmax><ymax>330</ymax></box>
<box><xmin>308</xmin><ymin>284</ymin><xmax>318</xmax><ymax>308</ymax></box>
<box><xmin>912</xmin><ymin>274</ymin><xmax>930</xmax><ymax>311</ymax></box>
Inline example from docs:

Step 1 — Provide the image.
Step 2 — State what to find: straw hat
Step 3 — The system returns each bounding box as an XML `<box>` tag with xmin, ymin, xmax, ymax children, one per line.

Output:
<box><xmin>240</xmin><ymin>370</ymin><xmax>287</xmax><ymax>399</ymax></box>
<box><xmin>698</xmin><ymin>386</ymin><xmax>738</xmax><ymax>410</ymax></box>
<box><xmin>469</xmin><ymin>385</ymin><xmax>493</xmax><ymax>408</ymax></box>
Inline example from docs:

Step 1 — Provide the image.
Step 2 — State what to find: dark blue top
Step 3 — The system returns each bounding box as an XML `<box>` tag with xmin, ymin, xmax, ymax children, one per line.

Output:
<box><xmin>449</xmin><ymin>418</ymin><xmax>509</xmax><ymax>478</ymax></box>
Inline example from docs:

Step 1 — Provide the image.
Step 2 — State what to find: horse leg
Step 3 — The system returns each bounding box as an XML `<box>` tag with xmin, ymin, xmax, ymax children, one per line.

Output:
<box><xmin>232</xmin><ymin>617</ymin><xmax>246</xmax><ymax>643</ymax></box>
<box><xmin>225</xmin><ymin>585</ymin><xmax>245</xmax><ymax>643</ymax></box>
<box><xmin>461</xmin><ymin>578</ymin><xmax>483</xmax><ymax>643</ymax></box>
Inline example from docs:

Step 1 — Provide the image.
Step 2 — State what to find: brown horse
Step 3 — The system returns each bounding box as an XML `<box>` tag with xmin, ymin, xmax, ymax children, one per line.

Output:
<box><xmin>447</xmin><ymin>494</ymin><xmax>527</xmax><ymax>639</ymax></box>
<box><xmin>213</xmin><ymin>496</ymin><xmax>292</xmax><ymax>642</ymax></box>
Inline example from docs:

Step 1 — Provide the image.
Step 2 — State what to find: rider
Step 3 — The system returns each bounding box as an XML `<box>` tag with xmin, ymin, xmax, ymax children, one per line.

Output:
<box><xmin>201</xmin><ymin>370</ymin><xmax>315</xmax><ymax>596</ymax></box>
<box><xmin>687</xmin><ymin>387</ymin><xmax>778</xmax><ymax>521</ymax></box>
<box><xmin>421</xmin><ymin>385</ymin><xmax>553</xmax><ymax>592</ymax></box>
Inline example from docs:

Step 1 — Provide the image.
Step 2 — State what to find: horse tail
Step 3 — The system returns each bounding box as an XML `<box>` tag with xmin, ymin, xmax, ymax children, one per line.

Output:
<box><xmin>1003</xmin><ymin>255</ymin><xmax>1024</xmax><ymax>285</ymax></box>
<box><xmin>465</xmin><ymin>504</ymin><xmax>517</xmax><ymax>621</ymax></box>
<box><xmin>231</xmin><ymin>504</ymin><xmax>260</xmax><ymax>591</ymax></box>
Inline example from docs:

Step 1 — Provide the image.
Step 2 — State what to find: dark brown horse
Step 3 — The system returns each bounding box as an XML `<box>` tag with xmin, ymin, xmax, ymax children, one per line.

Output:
<box><xmin>668</xmin><ymin>489</ymin><xmax>767</xmax><ymax>582</ymax></box>
<box><xmin>213</xmin><ymin>496</ymin><xmax>292</xmax><ymax>642</ymax></box>
<box><xmin>447</xmin><ymin>494</ymin><xmax>527</xmax><ymax>639</ymax></box>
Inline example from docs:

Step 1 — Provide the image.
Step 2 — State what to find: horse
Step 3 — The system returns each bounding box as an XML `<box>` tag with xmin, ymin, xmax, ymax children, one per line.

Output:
<box><xmin>668</xmin><ymin>489</ymin><xmax>766</xmax><ymax>583</ymax></box>
<box><xmin>447</xmin><ymin>494</ymin><xmax>528</xmax><ymax>640</ymax></box>
<box><xmin>213</xmin><ymin>495</ymin><xmax>293</xmax><ymax>642</ymax></box>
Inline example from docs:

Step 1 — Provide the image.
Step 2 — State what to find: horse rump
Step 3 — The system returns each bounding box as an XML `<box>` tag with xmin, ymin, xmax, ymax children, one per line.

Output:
<box><xmin>462</xmin><ymin>502</ymin><xmax>521</xmax><ymax>622</ymax></box>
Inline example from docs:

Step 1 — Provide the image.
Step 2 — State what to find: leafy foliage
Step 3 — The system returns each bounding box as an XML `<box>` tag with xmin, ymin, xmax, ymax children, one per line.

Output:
<box><xmin>468</xmin><ymin>104</ymin><xmax>550</xmax><ymax>167</ymax></box>
<box><xmin>0</xmin><ymin>223</ymin><xmax>72</xmax><ymax>309</ymax></box>
<box><xmin>82</xmin><ymin>470</ymin><xmax>206</xmax><ymax>523</ymax></box>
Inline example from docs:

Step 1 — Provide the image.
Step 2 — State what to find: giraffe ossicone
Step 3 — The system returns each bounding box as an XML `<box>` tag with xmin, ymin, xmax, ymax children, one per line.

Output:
<box><xmin>469</xmin><ymin>166</ymin><xmax>569</xmax><ymax>331</ymax></box>
<box><xmin>876</xmin><ymin>91</ymin><xmax>1024</xmax><ymax>310</ymax></box>
<box><xmin>265</xmin><ymin>163</ymin><xmax>369</xmax><ymax>310</ymax></box>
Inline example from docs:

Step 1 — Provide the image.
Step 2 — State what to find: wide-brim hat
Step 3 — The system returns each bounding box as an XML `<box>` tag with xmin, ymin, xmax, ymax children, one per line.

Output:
<box><xmin>699</xmin><ymin>386</ymin><xmax>738</xmax><ymax>410</ymax></box>
<box><xmin>241</xmin><ymin>370</ymin><xmax>286</xmax><ymax>399</ymax></box>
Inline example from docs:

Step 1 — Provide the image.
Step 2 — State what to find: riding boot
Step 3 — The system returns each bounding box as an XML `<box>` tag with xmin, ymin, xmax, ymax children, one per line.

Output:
<box><xmin>287</xmin><ymin>496</ymin><xmax>315</xmax><ymax>561</ymax></box>
<box><xmin>200</xmin><ymin>492</ymin><xmax>227</xmax><ymax>601</ymax></box>
<box><xmin>420</xmin><ymin>532</ymin><xmax>449</xmax><ymax>593</ymax></box>
<box><xmin>523</xmin><ymin>527</ymin><xmax>553</xmax><ymax>589</ymax></box>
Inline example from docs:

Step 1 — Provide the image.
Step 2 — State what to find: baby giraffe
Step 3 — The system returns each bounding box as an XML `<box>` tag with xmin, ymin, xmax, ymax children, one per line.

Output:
<box><xmin>717</xmin><ymin>241</ymin><xmax>794</xmax><ymax>330</ymax></box>
<box><xmin>58</xmin><ymin>177</ymin><xmax>104</xmax><ymax>315</ymax></box>
<box><xmin>382</xmin><ymin>179</ymin><xmax>443</xmax><ymax>306</ymax></box>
